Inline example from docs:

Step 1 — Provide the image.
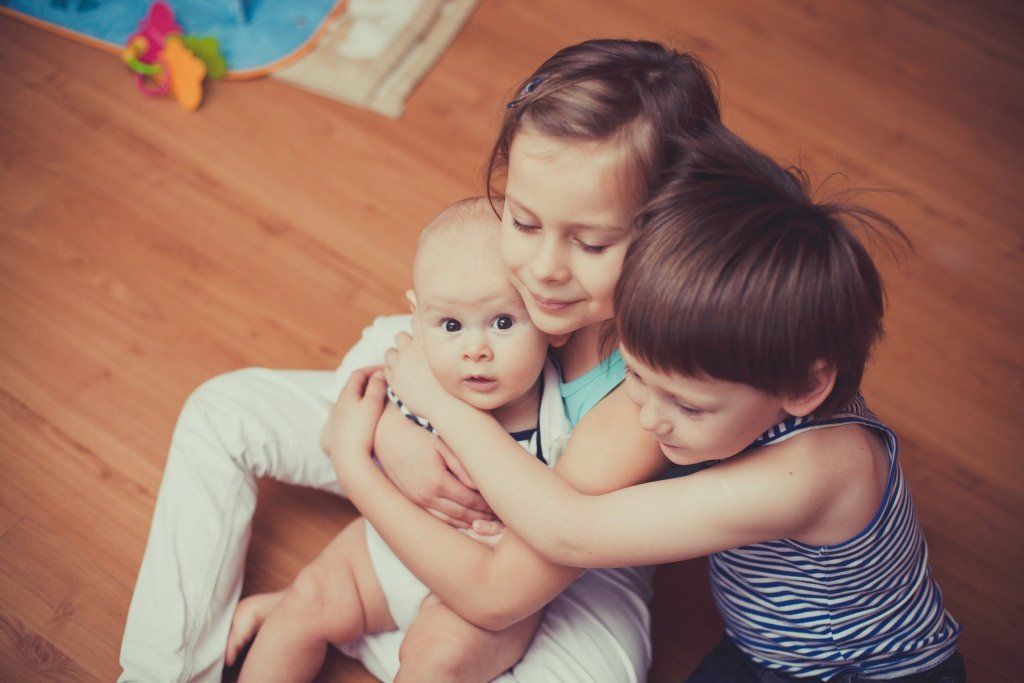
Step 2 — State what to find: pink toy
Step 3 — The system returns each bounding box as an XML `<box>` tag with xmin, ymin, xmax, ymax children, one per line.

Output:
<box><xmin>121</xmin><ymin>1</ymin><xmax>226</xmax><ymax>111</ymax></box>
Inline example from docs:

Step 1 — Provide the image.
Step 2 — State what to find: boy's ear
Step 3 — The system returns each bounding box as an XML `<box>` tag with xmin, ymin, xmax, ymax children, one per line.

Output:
<box><xmin>782</xmin><ymin>360</ymin><xmax>836</xmax><ymax>417</ymax></box>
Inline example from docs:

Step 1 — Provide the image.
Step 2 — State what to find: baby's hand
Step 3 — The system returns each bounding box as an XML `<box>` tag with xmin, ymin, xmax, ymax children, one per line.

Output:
<box><xmin>383</xmin><ymin>332</ymin><xmax>451</xmax><ymax>419</ymax></box>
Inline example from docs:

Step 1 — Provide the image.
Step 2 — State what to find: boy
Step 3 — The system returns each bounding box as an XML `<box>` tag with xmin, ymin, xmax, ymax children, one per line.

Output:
<box><xmin>226</xmin><ymin>197</ymin><xmax>570</xmax><ymax>680</ymax></box>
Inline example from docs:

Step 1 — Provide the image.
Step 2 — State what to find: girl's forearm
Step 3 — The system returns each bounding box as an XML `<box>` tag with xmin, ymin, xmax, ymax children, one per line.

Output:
<box><xmin>427</xmin><ymin>400</ymin><xmax>592</xmax><ymax>559</ymax></box>
<box><xmin>336</xmin><ymin>452</ymin><xmax>551</xmax><ymax>629</ymax></box>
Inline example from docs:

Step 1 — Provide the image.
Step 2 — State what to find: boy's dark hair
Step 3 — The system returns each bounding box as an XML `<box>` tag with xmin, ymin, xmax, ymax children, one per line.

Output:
<box><xmin>616</xmin><ymin>129</ymin><xmax>907</xmax><ymax>417</ymax></box>
<box><xmin>486</xmin><ymin>39</ymin><xmax>722</xmax><ymax>208</ymax></box>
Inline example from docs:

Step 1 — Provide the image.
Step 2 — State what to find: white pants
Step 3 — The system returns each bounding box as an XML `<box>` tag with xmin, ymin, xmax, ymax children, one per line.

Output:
<box><xmin>119</xmin><ymin>368</ymin><xmax>653</xmax><ymax>682</ymax></box>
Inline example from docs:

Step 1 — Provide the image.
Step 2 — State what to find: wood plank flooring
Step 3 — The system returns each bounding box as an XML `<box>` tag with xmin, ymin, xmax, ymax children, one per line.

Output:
<box><xmin>1</xmin><ymin>1</ymin><xmax>1021</xmax><ymax>680</ymax></box>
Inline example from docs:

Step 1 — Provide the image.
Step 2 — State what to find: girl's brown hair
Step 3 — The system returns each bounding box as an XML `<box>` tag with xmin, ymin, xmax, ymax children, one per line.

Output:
<box><xmin>486</xmin><ymin>39</ymin><xmax>721</xmax><ymax>207</ymax></box>
<box><xmin>616</xmin><ymin>129</ymin><xmax>908</xmax><ymax>417</ymax></box>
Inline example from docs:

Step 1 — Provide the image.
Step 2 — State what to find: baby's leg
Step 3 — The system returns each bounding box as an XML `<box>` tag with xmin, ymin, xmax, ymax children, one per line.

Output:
<box><xmin>396</xmin><ymin>595</ymin><xmax>541</xmax><ymax>682</ymax></box>
<box><xmin>238</xmin><ymin>518</ymin><xmax>395</xmax><ymax>682</ymax></box>
<box><xmin>225</xmin><ymin>590</ymin><xmax>284</xmax><ymax>667</ymax></box>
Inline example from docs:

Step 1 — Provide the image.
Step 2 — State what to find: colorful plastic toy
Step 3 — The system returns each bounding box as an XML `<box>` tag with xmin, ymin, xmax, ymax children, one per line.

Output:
<box><xmin>121</xmin><ymin>1</ymin><xmax>228</xmax><ymax>111</ymax></box>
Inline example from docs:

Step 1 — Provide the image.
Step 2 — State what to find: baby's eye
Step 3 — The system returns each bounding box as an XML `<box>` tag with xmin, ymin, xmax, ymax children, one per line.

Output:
<box><xmin>492</xmin><ymin>315</ymin><xmax>515</xmax><ymax>330</ymax></box>
<box><xmin>442</xmin><ymin>319</ymin><xmax>462</xmax><ymax>332</ymax></box>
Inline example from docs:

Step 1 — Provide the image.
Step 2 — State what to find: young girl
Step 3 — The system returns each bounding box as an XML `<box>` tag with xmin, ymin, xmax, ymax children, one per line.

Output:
<box><xmin>344</xmin><ymin>130</ymin><xmax>963</xmax><ymax>680</ymax></box>
<box><xmin>119</xmin><ymin>39</ymin><xmax>722</xmax><ymax>682</ymax></box>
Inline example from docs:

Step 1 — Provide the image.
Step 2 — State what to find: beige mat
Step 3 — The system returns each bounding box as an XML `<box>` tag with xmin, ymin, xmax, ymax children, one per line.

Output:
<box><xmin>274</xmin><ymin>0</ymin><xmax>481</xmax><ymax>118</ymax></box>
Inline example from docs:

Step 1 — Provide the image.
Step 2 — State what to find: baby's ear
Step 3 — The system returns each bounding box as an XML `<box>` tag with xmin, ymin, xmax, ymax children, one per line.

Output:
<box><xmin>405</xmin><ymin>290</ymin><xmax>423</xmax><ymax>338</ymax></box>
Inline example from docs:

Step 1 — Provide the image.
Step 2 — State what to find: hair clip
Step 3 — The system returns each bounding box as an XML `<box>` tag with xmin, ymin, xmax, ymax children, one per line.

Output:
<box><xmin>507</xmin><ymin>76</ymin><xmax>544</xmax><ymax>109</ymax></box>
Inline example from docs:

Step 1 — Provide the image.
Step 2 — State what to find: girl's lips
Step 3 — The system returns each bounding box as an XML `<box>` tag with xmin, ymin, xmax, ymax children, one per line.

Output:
<box><xmin>463</xmin><ymin>377</ymin><xmax>499</xmax><ymax>392</ymax></box>
<box><xmin>530</xmin><ymin>292</ymin><xmax>578</xmax><ymax>312</ymax></box>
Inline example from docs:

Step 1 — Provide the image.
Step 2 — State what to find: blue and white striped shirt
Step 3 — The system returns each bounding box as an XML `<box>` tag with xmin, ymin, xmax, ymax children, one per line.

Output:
<box><xmin>710</xmin><ymin>396</ymin><xmax>961</xmax><ymax>679</ymax></box>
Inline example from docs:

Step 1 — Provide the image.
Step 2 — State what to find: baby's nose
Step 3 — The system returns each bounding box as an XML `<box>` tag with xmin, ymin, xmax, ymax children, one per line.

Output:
<box><xmin>462</xmin><ymin>335</ymin><xmax>492</xmax><ymax>361</ymax></box>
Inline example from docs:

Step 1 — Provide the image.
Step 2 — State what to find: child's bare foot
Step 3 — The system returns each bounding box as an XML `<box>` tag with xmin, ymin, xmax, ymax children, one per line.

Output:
<box><xmin>225</xmin><ymin>591</ymin><xmax>284</xmax><ymax>667</ymax></box>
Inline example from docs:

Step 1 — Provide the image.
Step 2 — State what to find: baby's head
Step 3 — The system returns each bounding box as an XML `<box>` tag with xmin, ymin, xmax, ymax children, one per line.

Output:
<box><xmin>615</xmin><ymin>130</ymin><xmax>905</xmax><ymax>464</ymax></box>
<box><xmin>410</xmin><ymin>197</ymin><xmax>549</xmax><ymax>413</ymax></box>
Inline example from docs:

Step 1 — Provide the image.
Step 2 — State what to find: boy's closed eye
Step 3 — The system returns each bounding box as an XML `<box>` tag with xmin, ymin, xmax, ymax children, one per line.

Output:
<box><xmin>625</xmin><ymin>365</ymin><xmax>707</xmax><ymax>418</ymax></box>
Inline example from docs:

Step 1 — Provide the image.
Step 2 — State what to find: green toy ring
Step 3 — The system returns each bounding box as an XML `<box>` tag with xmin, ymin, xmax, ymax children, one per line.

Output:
<box><xmin>125</xmin><ymin>56</ymin><xmax>164</xmax><ymax>77</ymax></box>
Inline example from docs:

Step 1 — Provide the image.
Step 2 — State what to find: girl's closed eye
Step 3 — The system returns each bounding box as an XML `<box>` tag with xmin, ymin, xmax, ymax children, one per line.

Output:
<box><xmin>575</xmin><ymin>239</ymin><xmax>608</xmax><ymax>255</ymax></box>
<box><xmin>512</xmin><ymin>218</ymin><xmax>540</xmax><ymax>234</ymax></box>
<box><xmin>490</xmin><ymin>315</ymin><xmax>516</xmax><ymax>330</ymax></box>
<box><xmin>441</xmin><ymin>318</ymin><xmax>462</xmax><ymax>332</ymax></box>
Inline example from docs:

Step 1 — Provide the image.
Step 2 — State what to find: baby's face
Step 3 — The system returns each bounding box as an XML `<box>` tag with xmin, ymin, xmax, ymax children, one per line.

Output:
<box><xmin>415</xmin><ymin>266</ymin><xmax>549</xmax><ymax>412</ymax></box>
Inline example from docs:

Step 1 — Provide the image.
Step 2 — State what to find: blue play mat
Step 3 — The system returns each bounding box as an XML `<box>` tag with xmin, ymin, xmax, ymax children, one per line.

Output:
<box><xmin>1</xmin><ymin>1</ymin><xmax>342</xmax><ymax>73</ymax></box>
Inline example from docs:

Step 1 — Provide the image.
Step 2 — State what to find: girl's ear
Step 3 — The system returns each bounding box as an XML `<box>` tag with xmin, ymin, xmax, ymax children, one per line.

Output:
<box><xmin>782</xmin><ymin>360</ymin><xmax>836</xmax><ymax>417</ymax></box>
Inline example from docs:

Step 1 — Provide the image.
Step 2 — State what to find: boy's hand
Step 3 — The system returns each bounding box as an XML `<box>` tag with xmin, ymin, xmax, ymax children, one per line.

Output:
<box><xmin>326</xmin><ymin>367</ymin><xmax>388</xmax><ymax>469</ymax></box>
<box><xmin>374</xmin><ymin>402</ymin><xmax>495</xmax><ymax>530</ymax></box>
<box><xmin>383</xmin><ymin>332</ymin><xmax>451</xmax><ymax>419</ymax></box>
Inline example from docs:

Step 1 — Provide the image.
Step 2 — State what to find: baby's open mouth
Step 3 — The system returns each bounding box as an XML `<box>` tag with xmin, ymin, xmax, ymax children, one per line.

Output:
<box><xmin>463</xmin><ymin>376</ymin><xmax>498</xmax><ymax>391</ymax></box>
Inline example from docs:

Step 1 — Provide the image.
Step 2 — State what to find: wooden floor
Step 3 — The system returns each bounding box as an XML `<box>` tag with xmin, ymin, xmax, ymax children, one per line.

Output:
<box><xmin>1</xmin><ymin>1</ymin><xmax>1022</xmax><ymax>680</ymax></box>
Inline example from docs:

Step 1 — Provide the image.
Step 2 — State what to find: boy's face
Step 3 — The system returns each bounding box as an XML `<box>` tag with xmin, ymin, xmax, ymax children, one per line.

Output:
<box><xmin>620</xmin><ymin>346</ymin><xmax>789</xmax><ymax>465</ymax></box>
<box><xmin>415</xmin><ymin>265</ymin><xmax>549</xmax><ymax>412</ymax></box>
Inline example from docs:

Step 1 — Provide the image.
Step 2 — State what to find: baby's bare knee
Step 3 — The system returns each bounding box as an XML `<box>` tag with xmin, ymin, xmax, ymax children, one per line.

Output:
<box><xmin>279</xmin><ymin>563</ymin><xmax>344</xmax><ymax>631</ymax></box>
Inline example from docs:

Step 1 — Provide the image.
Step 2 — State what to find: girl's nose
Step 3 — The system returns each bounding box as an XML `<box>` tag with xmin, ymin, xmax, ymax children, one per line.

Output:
<box><xmin>639</xmin><ymin>399</ymin><xmax>673</xmax><ymax>437</ymax></box>
<box><xmin>462</xmin><ymin>333</ymin><xmax>493</xmax><ymax>362</ymax></box>
<box><xmin>528</xmin><ymin>237</ymin><xmax>571</xmax><ymax>284</ymax></box>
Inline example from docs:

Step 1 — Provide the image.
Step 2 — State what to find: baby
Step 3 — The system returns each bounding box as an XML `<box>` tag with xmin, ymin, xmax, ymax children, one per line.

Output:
<box><xmin>226</xmin><ymin>197</ymin><xmax>568</xmax><ymax>680</ymax></box>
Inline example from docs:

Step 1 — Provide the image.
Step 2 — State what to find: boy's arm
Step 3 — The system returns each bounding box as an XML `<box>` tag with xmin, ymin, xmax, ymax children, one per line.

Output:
<box><xmin>389</xmin><ymin>373</ymin><xmax>840</xmax><ymax>568</ymax></box>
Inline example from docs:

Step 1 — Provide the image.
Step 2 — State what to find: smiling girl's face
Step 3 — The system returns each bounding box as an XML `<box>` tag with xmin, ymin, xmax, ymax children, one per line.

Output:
<box><xmin>499</xmin><ymin>127</ymin><xmax>641</xmax><ymax>337</ymax></box>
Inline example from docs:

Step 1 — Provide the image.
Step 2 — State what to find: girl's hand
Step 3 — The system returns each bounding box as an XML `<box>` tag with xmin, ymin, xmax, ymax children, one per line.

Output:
<box><xmin>383</xmin><ymin>332</ymin><xmax>452</xmax><ymax>419</ymax></box>
<box><xmin>327</xmin><ymin>367</ymin><xmax>388</xmax><ymax>470</ymax></box>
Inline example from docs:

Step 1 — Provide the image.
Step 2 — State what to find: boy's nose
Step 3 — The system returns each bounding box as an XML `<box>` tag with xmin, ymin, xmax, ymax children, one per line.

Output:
<box><xmin>639</xmin><ymin>400</ymin><xmax>673</xmax><ymax>437</ymax></box>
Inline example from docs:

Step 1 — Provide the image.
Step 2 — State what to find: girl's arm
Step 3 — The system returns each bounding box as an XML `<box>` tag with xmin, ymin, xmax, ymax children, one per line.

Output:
<box><xmin>329</xmin><ymin>369</ymin><xmax>666</xmax><ymax>630</ymax></box>
<box><xmin>383</xmin><ymin>335</ymin><xmax>845</xmax><ymax>567</ymax></box>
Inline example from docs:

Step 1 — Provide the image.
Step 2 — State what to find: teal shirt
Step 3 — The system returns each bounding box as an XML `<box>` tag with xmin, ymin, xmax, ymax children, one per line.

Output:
<box><xmin>555</xmin><ymin>347</ymin><xmax>711</xmax><ymax>479</ymax></box>
<box><xmin>553</xmin><ymin>348</ymin><xmax>626</xmax><ymax>427</ymax></box>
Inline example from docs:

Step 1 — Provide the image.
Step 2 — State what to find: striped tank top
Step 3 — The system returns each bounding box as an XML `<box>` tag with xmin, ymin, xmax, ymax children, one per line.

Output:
<box><xmin>710</xmin><ymin>396</ymin><xmax>961</xmax><ymax>679</ymax></box>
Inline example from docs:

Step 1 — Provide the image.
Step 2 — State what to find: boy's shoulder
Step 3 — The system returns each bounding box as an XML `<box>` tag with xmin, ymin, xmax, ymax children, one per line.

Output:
<box><xmin>758</xmin><ymin>422</ymin><xmax>892</xmax><ymax>544</ymax></box>
<box><xmin>760</xmin><ymin>421</ymin><xmax>887</xmax><ymax>482</ymax></box>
